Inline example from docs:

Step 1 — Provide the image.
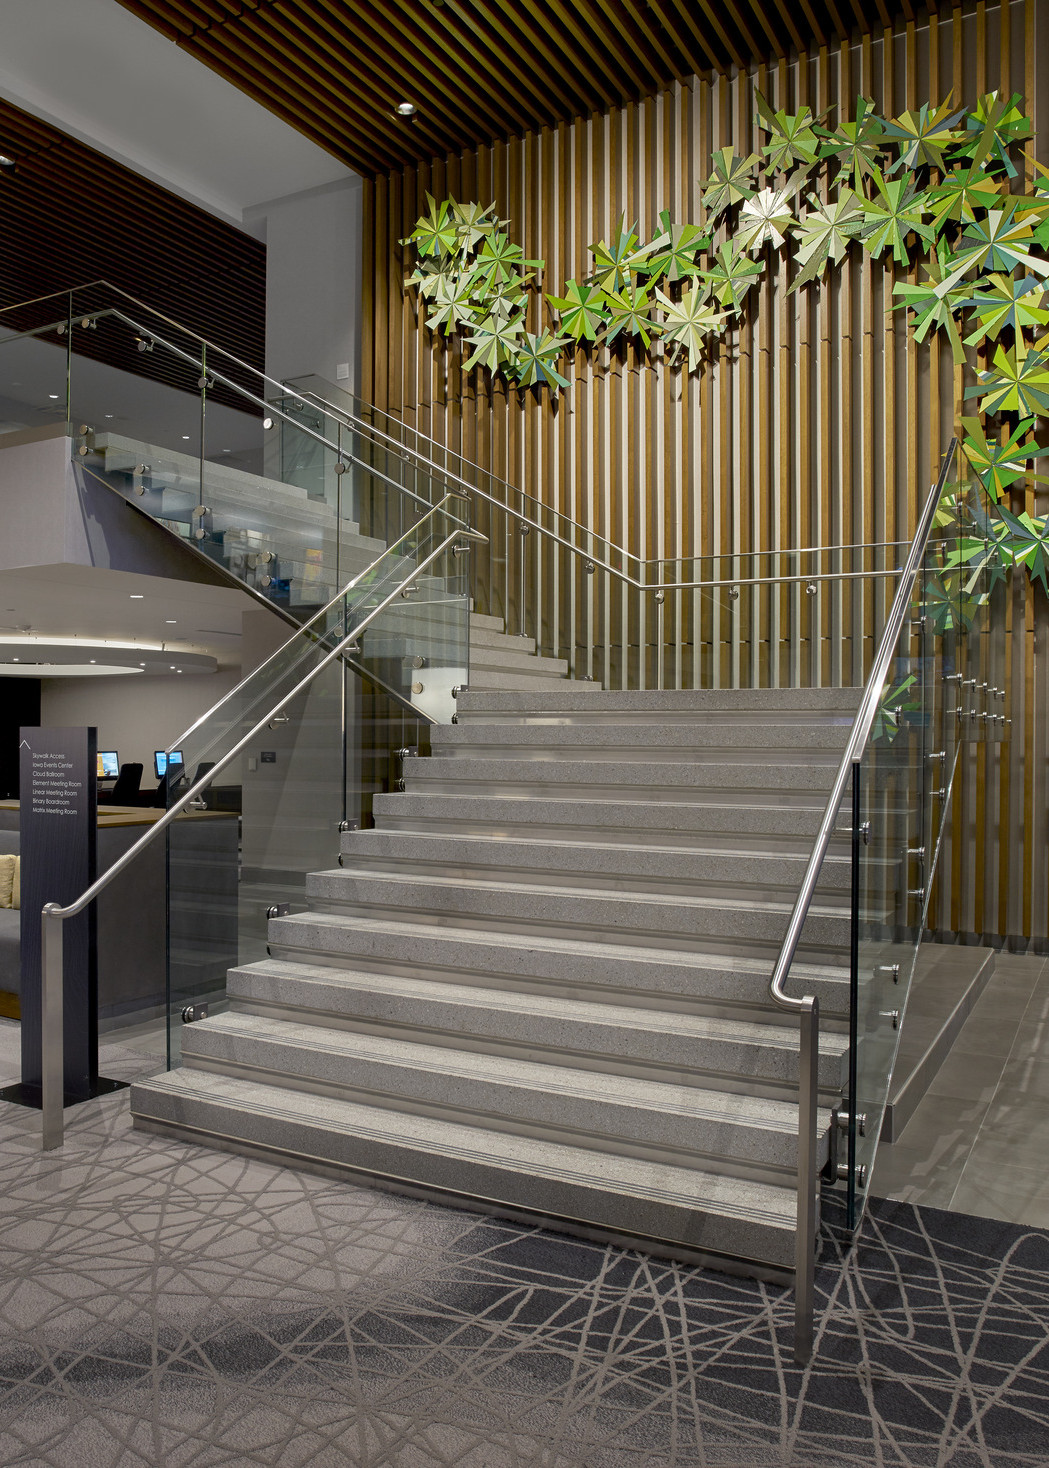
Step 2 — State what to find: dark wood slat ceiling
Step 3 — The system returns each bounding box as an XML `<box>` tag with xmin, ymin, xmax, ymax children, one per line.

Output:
<box><xmin>115</xmin><ymin>0</ymin><xmax>921</xmax><ymax>177</ymax></box>
<box><xmin>0</xmin><ymin>93</ymin><xmax>265</xmax><ymax>399</ymax></box>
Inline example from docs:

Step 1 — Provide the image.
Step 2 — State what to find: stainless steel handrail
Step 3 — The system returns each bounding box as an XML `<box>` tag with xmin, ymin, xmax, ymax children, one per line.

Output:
<box><xmin>291</xmin><ymin>382</ymin><xmax>908</xmax><ymax>593</ymax></box>
<box><xmin>171</xmin><ymin>493</ymin><xmax>470</xmax><ymax>755</ymax></box>
<box><xmin>766</xmin><ymin>436</ymin><xmax>959</xmax><ymax>1365</ymax></box>
<box><xmin>76</xmin><ymin>456</ymin><xmax>441</xmax><ymax>731</ymax></box>
<box><xmin>36</xmin><ymin>523</ymin><xmax>486</xmax><ymax>1151</ymax></box>
<box><xmin>91</xmin><ymin>308</ymin><xmax>434</xmax><ymax>512</ymax></box>
<box><xmin>292</xmin><ymin>377</ymin><xmax>911</xmax><ymax>572</ymax></box>
<box><xmin>1</xmin><ymin>283</ymin><xmax>906</xmax><ymax>596</ymax></box>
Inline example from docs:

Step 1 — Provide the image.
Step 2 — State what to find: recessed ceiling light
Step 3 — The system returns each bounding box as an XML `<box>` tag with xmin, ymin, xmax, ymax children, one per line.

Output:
<box><xmin>169</xmin><ymin>665</ymin><xmax>176</xmax><ymax>670</ymax></box>
<box><xmin>182</xmin><ymin>435</ymin><xmax>190</xmax><ymax>440</ymax></box>
<box><xmin>396</xmin><ymin>102</ymin><xmax>417</xmax><ymax>118</ymax></box>
<box><xmin>105</xmin><ymin>414</ymin><xmax>113</xmax><ymax>419</ymax></box>
<box><xmin>222</xmin><ymin>448</ymin><xmax>231</xmax><ymax>453</ymax></box>
<box><xmin>48</xmin><ymin>393</ymin><xmax>59</xmax><ymax>400</ymax></box>
<box><xmin>0</xmin><ymin>155</ymin><xmax>14</xmax><ymax>167</ymax></box>
<box><xmin>263</xmin><ymin>417</ymin><xmax>273</xmax><ymax>430</ymax></box>
<box><xmin>130</xmin><ymin>594</ymin><xmax>144</xmax><ymax>599</ymax></box>
<box><xmin>166</xmin><ymin>619</ymin><xmax>177</xmax><ymax>624</ymax></box>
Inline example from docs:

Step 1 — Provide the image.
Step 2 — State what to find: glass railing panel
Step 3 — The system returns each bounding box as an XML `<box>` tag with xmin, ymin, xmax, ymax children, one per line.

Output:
<box><xmin>163</xmin><ymin>507</ymin><xmax>470</xmax><ymax>1065</ymax></box>
<box><xmin>59</xmin><ymin>308</ymin><xmax>466</xmax><ymax>626</ymax></box>
<box><xmin>0</xmin><ymin>318</ymin><xmax>71</xmax><ymax>440</ymax></box>
<box><xmin>847</xmin><ymin>460</ymin><xmax>994</xmax><ymax>1227</ymax></box>
<box><xmin>285</xmin><ymin>374</ymin><xmax>641</xmax><ymax>576</ymax></box>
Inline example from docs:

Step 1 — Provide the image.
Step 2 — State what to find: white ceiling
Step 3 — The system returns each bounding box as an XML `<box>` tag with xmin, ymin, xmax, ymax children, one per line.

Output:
<box><xmin>0</xmin><ymin>562</ymin><xmax>254</xmax><ymax>672</ymax></box>
<box><xmin>0</xmin><ymin>0</ymin><xmax>357</xmax><ymax>227</ymax></box>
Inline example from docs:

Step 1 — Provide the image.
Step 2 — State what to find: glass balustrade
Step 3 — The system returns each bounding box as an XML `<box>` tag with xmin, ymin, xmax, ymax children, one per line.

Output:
<box><xmin>0</xmin><ymin>286</ymin><xmax>916</xmax><ymax>696</ymax></box>
<box><xmin>845</xmin><ymin>465</ymin><xmax>999</xmax><ymax>1227</ymax></box>
<box><xmin>163</xmin><ymin>499</ymin><xmax>471</xmax><ymax>1066</ymax></box>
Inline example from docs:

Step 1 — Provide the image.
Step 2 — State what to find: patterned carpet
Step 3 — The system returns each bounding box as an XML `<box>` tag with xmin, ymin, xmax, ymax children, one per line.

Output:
<box><xmin>0</xmin><ymin>1054</ymin><xmax>1047</xmax><ymax>1467</ymax></box>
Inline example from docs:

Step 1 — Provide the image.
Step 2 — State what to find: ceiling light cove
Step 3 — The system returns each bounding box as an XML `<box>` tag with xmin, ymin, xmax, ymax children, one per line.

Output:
<box><xmin>0</xmin><ymin>636</ymin><xmax>216</xmax><ymax>678</ymax></box>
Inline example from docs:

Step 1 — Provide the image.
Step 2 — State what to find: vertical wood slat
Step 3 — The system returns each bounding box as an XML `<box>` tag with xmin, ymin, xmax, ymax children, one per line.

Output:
<box><xmin>359</xmin><ymin>0</ymin><xmax>1046</xmax><ymax>949</ymax></box>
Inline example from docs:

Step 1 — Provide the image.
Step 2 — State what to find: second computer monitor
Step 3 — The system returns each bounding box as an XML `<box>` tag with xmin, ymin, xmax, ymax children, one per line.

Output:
<box><xmin>154</xmin><ymin>749</ymin><xmax>184</xmax><ymax>779</ymax></box>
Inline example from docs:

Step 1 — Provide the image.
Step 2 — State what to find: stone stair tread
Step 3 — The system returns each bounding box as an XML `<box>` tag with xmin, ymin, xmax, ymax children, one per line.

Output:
<box><xmin>456</xmin><ymin>688</ymin><xmax>862</xmax><ymax>716</ymax></box>
<box><xmin>310</xmin><ymin>866</ymin><xmax>848</xmax><ymax>919</ymax></box>
<box><xmin>432</xmin><ymin>723</ymin><xmax>851</xmax><ymax>752</ymax></box>
<box><xmin>468</xmin><ymin>611</ymin><xmax>511</xmax><ymax>632</ymax></box>
<box><xmin>467</xmin><ymin>646</ymin><xmax>569</xmax><ymax>676</ymax></box>
<box><xmin>186</xmin><ymin>1012</ymin><xmax>833</xmax><ymax>1128</ymax></box>
<box><xmin>463</xmin><ymin>671</ymin><xmax>603</xmax><ymax>692</ymax></box>
<box><xmin>266</xmin><ymin>910</ymin><xmax>849</xmax><ymax>988</ymax></box>
<box><xmin>406</xmin><ymin>757</ymin><xmax>841</xmax><ymax>789</ymax></box>
<box><xmin>180</xmin><ymin>1015</ymin><xmax>833</xmax><ymax>1162</ymax></box>
<box><xmin>229</xmin><ymin>957</ymin><xmax>849</xmax><ymax>1057</ymax></box>
<box><xmin>337</xmin><ymin>831</ymin><xmax>853</xmax><ymax>885</ymax></box>
<box><xmin>372</xmin><ymin>793</ymin><xmax>842</xmax><ymax>840</ymax></box>
<box><xmin>468</xmin><ymin>628</ymin><xmax>537</xmax><ymax>654</ymax></box>
<box><xmin>130</xmin><ymin>1070</ymin><xmax>800</xmax><ymax>1264</ymax></box>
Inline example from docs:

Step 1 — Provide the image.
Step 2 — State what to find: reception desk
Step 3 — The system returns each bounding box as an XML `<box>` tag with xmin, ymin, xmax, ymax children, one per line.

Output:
<box><xmin>0</xmin><ymin>802</ymin><xmax>238</xmax><ymax>1026</ymax></box>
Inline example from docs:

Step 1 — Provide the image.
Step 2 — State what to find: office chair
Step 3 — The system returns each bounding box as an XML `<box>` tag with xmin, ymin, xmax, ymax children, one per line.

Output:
<box><xmin>148</xmin><ymin>763</ymin><xmax>185</xmax><ymax>808</ymax></box>
<box><xmin>100</xmin><ymin>762</ymin><xmax>143</xmax><ymax>806</ymax></box>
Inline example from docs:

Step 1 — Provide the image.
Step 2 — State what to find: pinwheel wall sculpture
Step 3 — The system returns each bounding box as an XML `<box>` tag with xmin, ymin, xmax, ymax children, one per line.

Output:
<box><xmin>403</xmin><ymin>89</ymin><xmax>1049</xmax><ymax>597</ymax></box>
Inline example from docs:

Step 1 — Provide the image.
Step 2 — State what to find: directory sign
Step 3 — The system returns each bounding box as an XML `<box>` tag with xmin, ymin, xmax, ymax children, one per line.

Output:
<box><xmin>18</xmin><ymin>726</ymin><xmax>98</xmax><ymax>1102</ymax></box>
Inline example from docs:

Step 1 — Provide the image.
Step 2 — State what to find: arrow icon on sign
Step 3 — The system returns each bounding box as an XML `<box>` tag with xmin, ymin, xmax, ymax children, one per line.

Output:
<box><xmin>19</xmin><ymin>739</ymin><xmax>29</xmax><ymax>749</ymax></box>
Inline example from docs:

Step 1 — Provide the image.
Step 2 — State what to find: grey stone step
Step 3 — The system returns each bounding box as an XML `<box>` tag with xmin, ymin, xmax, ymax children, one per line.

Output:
<box><xmin>468</xmin><ymin>627</ymin><xmax>537</xmax><ymax>654</ymax></box>
<box><xmin>179</xmin><ymin>1011</ymin><xmax>832</xmax><ymax>1177</ymax></box>
<box><xmin>431</xmin><ymin>722</ymin><xmax>850</xmax><ymax>762</ymax></box>
<box><xmin>371</xmin><ymin>791</ymin><xmax>844</xmax><ymax>849</ymax></box>
<box><xmin>306</xmin><ymin>866</ymin><xmax>854</xmax><ymax>951</ymax></box>
<box><xmin>461</xmin><ymin>671</ymin><xmax>603</xmax><ymax>693</ymax></box>
<box><xmin>404</xmin><ymin>756</ymin><xmax>839</xmax><ymax>801</ymax></box>
<box><xmin>454</xmin><ymin>687</ymin><xmax>862</xmax><ymax>723</ymax></box>
<box><xmin>468</xmin><ymin>611</ymin><xmax>510</xmax><ymax>633</ymax></box>
<box><xmin>227</xmin><ymin>957</ymin><xmax>850</xmax><ymax>1080</ymax></box>
<box><xmin>466</xmin><ymin>645</ymin><xmax>572</xmax><ymax>678</ymax></box>
<box><xmin>262</xmin><ymin>914</ymin><xmax>851</xmax><ymax>1016</ymax></box>
<box><xmin>130</xmin><ymin>1069</ymin><xmax>801</xmax><ymax>1269</ymax></box>
<box><xmin>297</xmin><ymin>866</ymin><xmax>855</xmax><ymax>954</ymax></box>
<box><xmin>336</xmin><ymin>830</ymin><xmax>855</xmax><ymax>902</ymax></box>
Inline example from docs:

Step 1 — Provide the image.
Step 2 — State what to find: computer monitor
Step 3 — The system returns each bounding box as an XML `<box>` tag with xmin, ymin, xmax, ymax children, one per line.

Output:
<box><xmin>154</xmin><ymin>749</ymin><xmax>184</xmax><ymax>779</ymax></box>
<box><xmin>97</xmin><ymin>751</ymin><xmax>119</xmax><ymax>779</ymax></box>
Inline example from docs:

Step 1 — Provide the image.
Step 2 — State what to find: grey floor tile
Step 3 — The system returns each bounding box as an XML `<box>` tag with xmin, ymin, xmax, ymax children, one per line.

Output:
<box><xmin>972</xmin><ymin>1088</ymin><xmax>1049</xmax><ymax>1148</ymax></box>
<box><xmin>950</xmin><ymin>1012</ymin><xmax>1023</xmax><ymax>1056</ymax></box>
<box><xmin>963</xmin><ymin>1127</ymin><xmax>1049</xmax><ymax>1178</ymax></box>
<box><xmin>949</xmin><ymin>1156</ymin><xmax>1049</xmax><ymax>1228</ymax></box>
<box><xmin>995</xmin><ymin>1053</ymin><xmax>1049</xmax><ymax>1101</ymax></box>
<box><xmin>926</xmin><ymin>1048</ymin><xmax>1006</xmax><ymax>1102</ymax></box>
<box><xmin>966</xmin><ymin>986</ymin><xmax>1034</xmax><ymax>1023</ymax></box>
<box><xmin>893</xmin><ymin>1088</ymin><xmax>992</xmax><ymax>1148</ymax></box>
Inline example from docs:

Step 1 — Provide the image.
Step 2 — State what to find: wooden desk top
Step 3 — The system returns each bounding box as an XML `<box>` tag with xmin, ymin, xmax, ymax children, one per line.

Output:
<box><xmin>0</xmin><ymin>800</ymin><xmax>234</xmax><ymax>829</ymax></box>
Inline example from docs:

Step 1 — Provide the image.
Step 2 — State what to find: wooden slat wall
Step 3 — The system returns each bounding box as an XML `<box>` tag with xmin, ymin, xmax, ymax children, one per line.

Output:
<box><xmin>362</xmin><ymin>0</ymin><xmax>1047</xmax><ymax>950</ymax></box>
<box><xmin>0</xmin><ymin>94</ymin><xmax>266</xmax><ymax>393</ymax></box>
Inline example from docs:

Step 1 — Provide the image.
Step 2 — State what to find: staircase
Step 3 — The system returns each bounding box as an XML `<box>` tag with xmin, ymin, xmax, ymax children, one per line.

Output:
<box><xmin>132</xmin><ymin>682</ymin><xmax>860</xmax><ymax>1279</ymax></box>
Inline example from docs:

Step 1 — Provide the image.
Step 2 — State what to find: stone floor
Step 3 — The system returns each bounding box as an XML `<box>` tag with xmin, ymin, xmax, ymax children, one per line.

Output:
<box><xmin>875</xmin><ymin>952</ymin><xmax>1049</xmax><ymax>1225</ymax></box>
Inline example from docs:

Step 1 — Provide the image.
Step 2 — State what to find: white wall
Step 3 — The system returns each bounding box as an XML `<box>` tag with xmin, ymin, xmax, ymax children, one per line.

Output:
<box><xmin>245</xmin><ymin>178</ymin><xmax>364</xmax><ymax>391</ymax></box>
<box><xmin>40</xmin><ymin>669</ymin><xmax>238</xmax><ymax>785</ymax></box>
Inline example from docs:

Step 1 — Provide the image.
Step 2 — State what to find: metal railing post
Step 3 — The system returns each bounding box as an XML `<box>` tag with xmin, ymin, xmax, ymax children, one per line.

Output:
<box><xmin>795</xmin><ymin>996</ymin><xmax>819</xmax><ymax>1362</ymax></box>
<box><xmin>767</xmin><ymin>437</ymin><xmax>959</xmax><ymax>1366</ymax></box>
<box><xmin>41</xmin><ymin>903</ymin><xmax>64</xmax><ymax>1151</ymax></box>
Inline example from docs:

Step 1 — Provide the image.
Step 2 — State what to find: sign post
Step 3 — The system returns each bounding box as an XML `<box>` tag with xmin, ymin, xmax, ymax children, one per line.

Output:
<box><xmin>1</xmin><ymin>727</ymin><xmax>121</xmax><ymax>1107</ymax></box>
